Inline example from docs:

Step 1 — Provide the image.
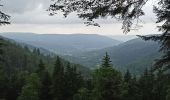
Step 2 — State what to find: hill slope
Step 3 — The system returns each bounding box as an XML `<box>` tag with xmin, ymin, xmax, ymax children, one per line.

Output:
<box><xmin>0</xmin><ymin>32</ymin><xmax>122</xmax><ymax>55</ymax></box>
<box><xmin>0</xmin><ymin>36</ymin><xmax>90</xmax><ymax>76</ymax></box>
<box><xmin>63</xmin><ymin>38</ymin><xmax>161</xmax><ymax>74</ymax></box>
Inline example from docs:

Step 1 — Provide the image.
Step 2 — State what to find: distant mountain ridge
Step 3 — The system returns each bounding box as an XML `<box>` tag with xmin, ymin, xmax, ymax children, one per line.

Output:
<box><xmin>0</xmin><ymin>32</ymin><xmax>162</xmax><ymax>74</ymax></box>
<box><xmin>0</xmin><ymin>32</ymin><xmax>122</xmax><ymax>55</ymax></box>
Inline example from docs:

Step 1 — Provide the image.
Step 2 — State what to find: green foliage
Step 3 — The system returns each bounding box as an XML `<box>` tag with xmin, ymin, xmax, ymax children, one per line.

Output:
<box><xmin>36</xmin><ymin>60</ymin><xmax>52</xmax><ymax>100</ymax></box>
<box><xmin>166</xmin><ymin>86</ymin><xmax>170</xmax><ymax>100</ymax></box>
<box><xmin>0</xmin><ymin>38</ymin><xmax>169</xmax><ymax>100</ymax></box>
<box><xmin>0</xmin><ymin>38</ymin><xmax>90</xmax><ymax>76</ymax></box>
<box><xmin>122</xmin><ymin>74</ymin><xmax>140</xmax><ymax>100</ymax></box>
<box><xmin>153</xmin><ymin>70</ymin><xmax>168</xmax><ymax>100</ymax></box>
<box><xmin>138</xmin><ymin>68</ymin><xmax>155</xmax><ymax>100</ymax></box>
<box><xmin>65</xmin><ymin>38</ymin><xmax>160</xmax><ymax>75</ymax></box>
<box><xmin>101</xmin><ymin>52</ymin><xmax>112</xmax><ymax>68</ymax></box>
<box><xmin>51</xmin><ymin>57</ymin><xmax>65</xmax><ymax>100</ymax></box>
<box><xmin>73</xmin><ymin>88</ymin><xmax>91</xmax><ymax>100</ymax></box>
<box><xmin>92</xmin><ymin>53</ymin><xmax>123</xmax><ymax>100</ymax></box>
<box><xmin>17</xmin><ymin>73</ymin><xmax>41</xmax><ymax>100</ymax></box>
<box><xmin>5</xmin><ymin>71</ymin><xmax>28</xmax><ymax>100</ymax></box>
<box><xmin>64</xmin><ymin>62</ymin><xmax>84</xmax><ymax>100</ymax></box>
<box><xmin>0</xmin><ymin>65</ymin><xmax>7</xmax><ymax>99</ymax></box>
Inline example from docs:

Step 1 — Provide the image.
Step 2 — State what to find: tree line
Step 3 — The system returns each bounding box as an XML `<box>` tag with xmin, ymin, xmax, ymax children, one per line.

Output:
<box><xmin>0</xmin><ymin>51</ymin><xmax>170</xmax><ymax>100</ymax></box>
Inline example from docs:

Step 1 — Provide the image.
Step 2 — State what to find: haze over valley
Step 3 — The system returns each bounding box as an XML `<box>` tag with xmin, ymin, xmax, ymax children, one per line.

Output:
<box><xmin>0</xmin><ymin>32</ymin><xmax>160</xmax><ymax>74</ymax></box>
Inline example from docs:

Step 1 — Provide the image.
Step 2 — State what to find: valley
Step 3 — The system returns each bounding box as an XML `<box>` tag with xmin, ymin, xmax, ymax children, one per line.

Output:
<box><xmin>0</xmin><ymin>32</ymin><xmax>161</xmax><ymax>74</ymax></box>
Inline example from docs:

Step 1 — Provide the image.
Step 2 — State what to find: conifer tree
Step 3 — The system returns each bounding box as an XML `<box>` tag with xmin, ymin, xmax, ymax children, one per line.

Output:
<box><xmin>153</xmin><ymin>70</ymin><xmax>168</xmax><ymax>100</ymax></box>
<box><xmin>39</xmin><ymin>70</ymin><xmax>52</xmax><ymax>100</ymax></box>
<box><xmin>36</xmin><ymin>59</ymin><xmax>45</xmax><ymax>75</ymax></box>
<box><xmin>36</xmin><ymin>60</ymin><xmax>52</xmax><ymax>100</ymax></box>
<box><xmin>73</xmin><ymin>88</ymin><xmax>91</xmax><ymax>100</ymax></box>
<box><xmin>123</xmin><ymin>70</ymin><xmax>140</xmax><ymax>100</ymax></box>
<box><xmin>17</xmin><ymin>73</ymin><xmax>41</xmax><ymax>100</ymax></box>
<box><xmin>0</xmin><ymin>65</ymin><xmax>7</xmax><ymax>99</ymax></box>
<box><xmin>93</xmin><ymin>53</ymin><xmax>123</xmax><ymax>100</ymax></box>
<box><xmin>51</xmin><ymin>56</ymin><xmax>65</xmax><ymax>100</ymax></box>
<box><xmin>5</xmin><ymin>71</ymin><xmax>27</xmax><ymax>100</ymax></box>
<box><xmin>166</xmin><ymin>86</ymin><xmax>170</xmax><ymax>100</ymax></box>
<box><xmin>65</xmin><ymin>63</ymin><xmax>84</xmax><ymax>100</ymax></box>
<box><xmin>101</xmin><ymin>52</ymin><xmax>112</xmax><ymax>68</ymax></box>
<box><xmin>138</xmin><ymin>68</ymin><xmax>155</xmax><ymax>100</ymax></box>
<box><xmin>124</xmin><ymin>70</ymin><xmax>132</xmax><ymax>83</ymax></box>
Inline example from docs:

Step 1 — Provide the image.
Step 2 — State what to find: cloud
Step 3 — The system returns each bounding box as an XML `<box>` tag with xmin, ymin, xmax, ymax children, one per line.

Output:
<box><xmin>0</xmin><ymin>0</ymin><xmax>159</xmax><ymax>35</ymax></box>
<box><xmin>1</xmin><ymin>0</ymin><xmax>50</xmax><ymax>14</ymax></box>
<box><xmin>1</xmin><ymin>0</ymin><xmax>157</xmax><ymax>25</ymax></box>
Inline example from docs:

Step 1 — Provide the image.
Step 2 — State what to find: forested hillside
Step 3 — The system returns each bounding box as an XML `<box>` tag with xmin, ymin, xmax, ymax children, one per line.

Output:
<box><xmin>1</xmin><ymin>32</ymin><xmax>163</xmax><ymax>75</ymax></box>
<box><xmin>0</xmin><ymin>39</ymin><xmax>169</xmax><ymax>100</ymax></box>
<box><xmin>63</xmin><ymin>38</ymin><xmax>161</xmax><ymax>74</ymax></box>
<box><xmin>0</xmin><ymin>36</ymin><xmax>90</xmax><ymax>76</ymax></box>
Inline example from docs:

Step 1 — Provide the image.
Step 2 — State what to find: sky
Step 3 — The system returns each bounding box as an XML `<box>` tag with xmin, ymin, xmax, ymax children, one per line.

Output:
<box><xmin>0</xmin><ymin>0</ymin><xmax>160</xmax><ymax>36</ymax></box>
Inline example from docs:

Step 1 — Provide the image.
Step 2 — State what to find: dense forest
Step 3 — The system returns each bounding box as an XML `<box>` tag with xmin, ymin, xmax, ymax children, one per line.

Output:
<box><xmin>0</xmin><ymin>37</ymin><xmax>170</xmax><ymax>100</ymax></box>
<box><xmin>0</xmin><ymin>0</ymin><xmax>170</xmax><ymax>99</ymax></box>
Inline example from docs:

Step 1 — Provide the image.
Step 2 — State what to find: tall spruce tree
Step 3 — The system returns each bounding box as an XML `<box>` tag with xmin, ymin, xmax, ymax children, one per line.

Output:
<box><xmin>36</xmin><ymin>60</ymin><xmax>52</xmax><ymax>100</ymax></box>
<box><xmin>93</xmin><ymin>53</ymin><xmax>123</xmax><ymax>100</ymax></box>
<box><xmin>138</xmin><ymin>68</ymin><xmax>155</xmax><ymax>100</ymax></box>
<box><xmin>0</xmin><ymin>65</ymin><xmax>7</xmax><ymax>99</ymax></box>
<box><xmin>101</xmin><ymin>52</ymin><xmax>112</xmax><ymax>68</ymax></box>
<box><xmin>5</xmin><ymin>71</ymin><xmax>27</xmax><ymax>100</ymax></box>
<box><xmin>153</xmin><ymin>70</ymin><xmax>168</xmax><ymax>100</ymax></box>
<box><xmin>39</xmin><ymin>70</ymin><xmax>52</xmax><ymax>100</ymax></box>
<box><xmin>65</xmin><ymin>62</ymin><xmax>84</xmax><ymax>100</ymax></box>
<box><xmin>123</xmin><ymin>70</ymin><xmax>140</xmax><ymax>100</ymax></box>
<box><xmin>51</xmin><ymin>56</ymin><xmax>65</xmax><ymax>100</ymax></box>
<box><xmin>73</xmin><ymin>88</ymin><xmax>91</xmax><ymax>100</ymax></box>
<box><xmin>17</xmin><ymin>73</ymin><xmax>41</xmax><ymax>100</ymax></box>
<box><xmin>166</xmin><ymin>86</ymin><xmax>170</xmax><ymax>100</ymax></box>
<box><xmin>124</xmin><ymin>70</ymin><xmax>132</xmax><ymax>83</ymax></box>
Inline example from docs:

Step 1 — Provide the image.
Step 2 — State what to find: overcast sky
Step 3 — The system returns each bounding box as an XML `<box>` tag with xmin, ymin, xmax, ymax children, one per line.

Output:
<box><xmin>0</xmin><ymin>0</ymin><xmax>160</xmax><ymax>36</ymax></box>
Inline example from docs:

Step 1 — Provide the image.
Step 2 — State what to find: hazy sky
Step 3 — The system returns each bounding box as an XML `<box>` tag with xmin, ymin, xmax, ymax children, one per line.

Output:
<box><xmin>0</xmin><ymin>0</ymin><xmax>160</xmax><ymax>36</ymax></box>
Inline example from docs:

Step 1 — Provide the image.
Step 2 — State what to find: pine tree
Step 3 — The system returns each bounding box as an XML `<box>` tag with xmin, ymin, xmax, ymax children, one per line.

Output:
<box><xmin>101</xmin><ymin>52</ymin><xmax>112</xmax><ymax>68</ymax></box>
<box><xmin>166</xmin><ymin>86</ymin><xmax>170</xmax><ymax>100</ymax></box>
<box><xmin>17</xmin><ymin>73</ymin><xmax>41</xmax><ymax>100</ymax></box>
<box><xmin>73</xmin><ymin>88</ymin><xmax>91</xmax><ymax>100</ymax></box>
<box><xmin>36</xmin><ymin>60</ymin><xmax>52</xmax><ymax>100</ymax></box>
<box><xmin>0</xmin><ymin>65</ymin><xmax>7</xmax><ymax>99</ymax></box>
<box><xmin>93</xmin><ymin>53</ymin><xmax>123</xmax><ymax>100</ymax></box>
<box><xmin>153</xmin><ymin>70</ymin><xmax>168</xmax><ymax>100</ymax></box>
<box><xmin>65</xmin><ymin>63</ymin><xmax>84</xmax><ymax>100</ymax></box>
<box><xmin>51</xmin><ymin>56</ymin><xmax>65</xmax><ymax>100</ymax></box>
<box><xmin>5</xmin><ymin>71</ymin><xmax>27</xmax><ymax>100</ymax></box>
<box><xmin>39</xmin><ymin>70</ymin><xmax>52</xmax><ymax>100</ymax></box>
<box><xmin>123</xmin><ymin>70</ymin><xmax>140</xmax><ymax>100</ymax></box>
<box><xmin>36</xmin><ymin>59</ymin><xmax>45</xmax><ymax>75</ymax></box>
<box><xmin>138</xmin><ymin>68</ymin><xmax>155</xmax><ymax>100</ymax></box>
<box><xmin>124</xmin><ymin>70</ymin><xmax>132</xmax><ymax>83</ymax></box>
